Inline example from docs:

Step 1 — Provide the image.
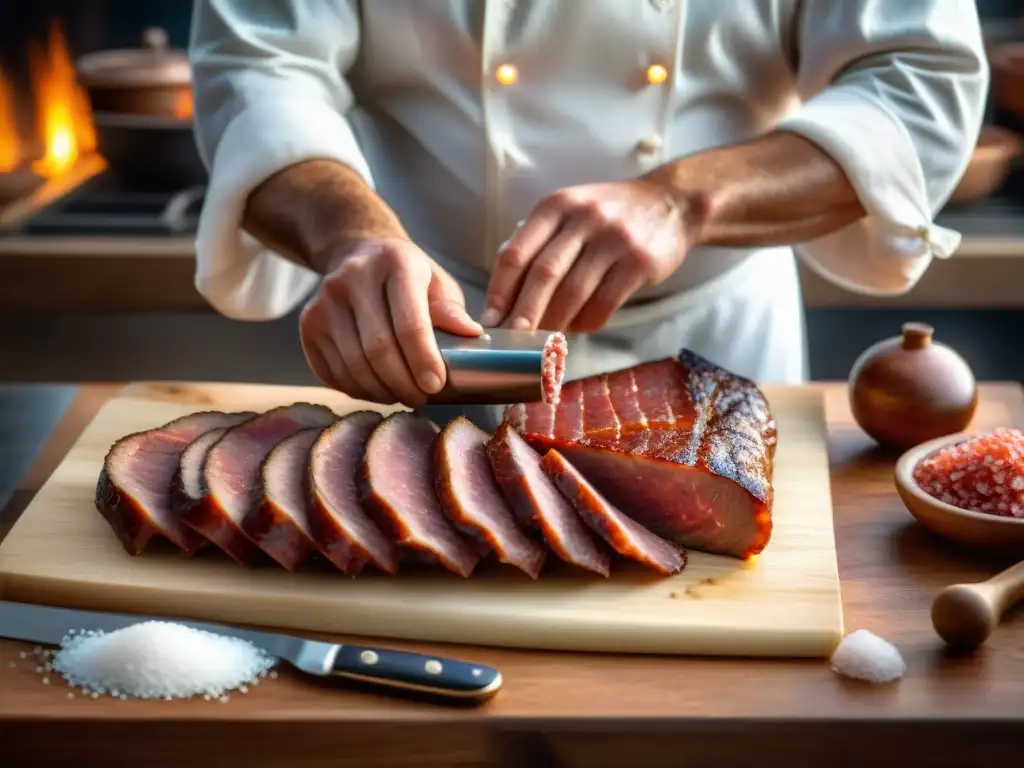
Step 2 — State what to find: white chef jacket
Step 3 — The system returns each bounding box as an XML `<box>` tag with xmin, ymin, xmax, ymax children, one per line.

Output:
<box><xmin>188</xmin><ymin>0</ymin><xmax>987</xmax><ymax>385</ymax></box>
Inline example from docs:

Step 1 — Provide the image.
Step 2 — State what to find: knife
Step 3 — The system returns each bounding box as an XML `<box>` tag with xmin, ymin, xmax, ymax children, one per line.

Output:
<box><xmin>0</xmin><ymin>600</ymin><xmax>502</xmax><ymax>703</ymax></box>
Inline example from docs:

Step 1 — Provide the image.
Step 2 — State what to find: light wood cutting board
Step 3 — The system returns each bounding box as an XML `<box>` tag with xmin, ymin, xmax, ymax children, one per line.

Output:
<box><xmin>0</xmin><ymin>382</ymin><xmax>844</xmax><ymax>658</ymax></box>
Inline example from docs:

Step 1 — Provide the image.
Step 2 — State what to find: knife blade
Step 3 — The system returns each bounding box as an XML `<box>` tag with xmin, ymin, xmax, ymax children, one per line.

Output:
<box><xmin>0</xmin><ymin>601</ymin><xmax>502</xmax><ymax>703</ymax></box>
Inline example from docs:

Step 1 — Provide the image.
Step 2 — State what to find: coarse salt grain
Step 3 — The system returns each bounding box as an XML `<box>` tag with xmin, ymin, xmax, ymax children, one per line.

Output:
<box><xmin>49</xmin><ymin>621</ymin><xmax>276</xmax><ymax>700</ymax></box>
<box><xmin>830</xmin><ymin>629</ymin><xmax>906</xmax><ymax>684</ymax></box>
<box><xmin>913</xmin><ymin>428</ymin><xmax>1024</xmax><ymax>518</ymax></box>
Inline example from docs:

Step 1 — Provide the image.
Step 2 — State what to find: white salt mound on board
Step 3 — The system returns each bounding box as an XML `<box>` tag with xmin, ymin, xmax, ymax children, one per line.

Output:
<box><xmin>50</xmin><ymin>621</ymin><xmax>276</xmax><ymax>699</ymax></box>
<box><xmin>830</xmin><ymin>629</ymin><xmax>906</xmax><ymax>684</ymax></box>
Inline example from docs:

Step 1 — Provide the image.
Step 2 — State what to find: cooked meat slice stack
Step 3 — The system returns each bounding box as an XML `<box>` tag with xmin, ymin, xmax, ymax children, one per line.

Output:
<box><xmin>308</xmin><ymin>411</ymin><xmax>398</xmax><ymax>576</ymax></box>
<box><xmin>508</xmin><ymin>349</ymin><xmax>777</xmax><ymax>559</ymax></box>
<box><xmin>540</xmin><ymin>449</ymin><xmax>687</xmax><ymax>576</ymax></box>
<box><xmin>434</xmin><ymin>417</ymin><xmax>548</xmax><ymax>579</ymax></box>
<box><xmin>184</xmin><ymin>403</ymin><xmax>337</xmax><ymax>566</ymax></box>
<box><xmin>486</xmin><ymin>423</ymin><xmax>611</xmax><ymax>576</ymax></box>
<box><xmin>95</xmin><ymin>411</ymin><xmax>254</xmax><ymax>556</ymax></box>
<box><xmin>360</xmin><ymin>412</ymin><xmax>482</xmax><ymax>578</ymax></box>
<box><xmin>95</xmin><ymin>347</ymin><xmax>777</xmax><ymax>577</ymax></box>
<box><xmin>243</xmin><ymin>427</ymin><xmax>325</xmax><ymax>571</ymax></box>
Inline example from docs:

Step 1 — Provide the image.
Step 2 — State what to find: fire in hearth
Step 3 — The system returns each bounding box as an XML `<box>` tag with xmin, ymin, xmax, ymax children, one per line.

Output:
<box><xmin>0</xmin><ymin>22</ymin><xmax>97</xmax><ymax>180</ymax></box>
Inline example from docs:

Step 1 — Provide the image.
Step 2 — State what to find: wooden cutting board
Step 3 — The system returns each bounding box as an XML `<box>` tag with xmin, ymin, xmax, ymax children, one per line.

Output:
<box><xmin>0</xmin><ymin>382</ymin><xmax>844</xmax><ymax>658</ymax></box>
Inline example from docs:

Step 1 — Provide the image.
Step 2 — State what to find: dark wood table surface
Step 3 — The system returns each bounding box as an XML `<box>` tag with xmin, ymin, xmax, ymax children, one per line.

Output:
<box><xmin>1</xmin><ymin>382</ymin><xmax>1023</xmax><ymax>768</ymax></box>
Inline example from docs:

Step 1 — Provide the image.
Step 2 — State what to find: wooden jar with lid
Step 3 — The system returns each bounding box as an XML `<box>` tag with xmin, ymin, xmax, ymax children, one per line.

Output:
<box><xmin>848</xmin><ymin>323</ymin><xmax>978</xmax><ymax>449</ymax></box>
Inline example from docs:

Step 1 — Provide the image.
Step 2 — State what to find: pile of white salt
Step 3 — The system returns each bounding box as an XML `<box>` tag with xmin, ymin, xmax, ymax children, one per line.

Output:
<box><xmin>830</xmin><ymin>629</ymin><xmax>906</xmax><ymax>684</ymax></box>
<box><xmin>49</xmin><ymin>621</ymin><xmax>276</xmax><ymax>700</ymax></box>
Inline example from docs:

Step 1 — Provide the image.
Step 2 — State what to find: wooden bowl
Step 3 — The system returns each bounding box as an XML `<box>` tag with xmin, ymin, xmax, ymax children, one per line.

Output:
<box><xmin>949</xmin><ymin>125</ymin><xmax>1022</xmax><ymax>204</ymax></box>
<box><xmin>895</xmin><ymin>433</ymin><xmax>1024</xmax><ymax>556</ymax></box>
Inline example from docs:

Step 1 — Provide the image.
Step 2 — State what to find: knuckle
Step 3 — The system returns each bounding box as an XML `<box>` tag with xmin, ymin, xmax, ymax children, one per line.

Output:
<box><xmin>540</xmin><ymin>189</ymin><xmax>573</xmax><ymax>212</ymax></box>
<box><xmin>531</xmin><ymin>258</ymin><xmax>564</xmax><ymax>282</ymax></box>
<box><xmin>577</xmin><ymin>201</ymin><xmax>605</xmax><ymax>227</ymax></box>
<box><xmin>362</xmin><ymin>334</ymin><xmax>400</xmax><ymax>365</ymax></box>
<box><xmin>599</xmin><ymin>220</ymin><xmax>633</xmax><ymax>248</ymax></box>
<box><xmin>497</xmin><ymin>246</ymin><xmax>529</xmax><ymax>272</ymax></box>
<box><xmin>393</xmin><ymin>319</ymin><xmax>433</xmax><ymax>346</ymax></box>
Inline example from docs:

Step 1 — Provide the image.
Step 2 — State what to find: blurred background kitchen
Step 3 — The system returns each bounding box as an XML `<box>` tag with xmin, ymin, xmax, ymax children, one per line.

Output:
<box><xmin>0</xmin><ymin>0</ymin><xmax>1023</xmax><ymax>508</ymax></box>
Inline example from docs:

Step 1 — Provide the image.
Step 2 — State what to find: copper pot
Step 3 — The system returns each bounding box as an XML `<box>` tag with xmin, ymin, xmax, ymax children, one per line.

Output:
<box><xmin>949</xmin><ymin>124</ymin><xmax>1023</xmax><ymax>204</ymax></box>
<box><xmin>76</xmin><ymin>28</ymin><xmax>193</xmax><ymax>120</ymax></box>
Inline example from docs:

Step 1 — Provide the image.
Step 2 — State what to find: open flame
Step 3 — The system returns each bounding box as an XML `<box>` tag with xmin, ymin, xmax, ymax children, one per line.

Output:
<box><xmin>28</xmin><ymin>22</ymin><xmax>97</xmax><ymax>179</ymax></box>
<box><xmin>0</xmin><ymin>67</ymin><xmax>20</xmax><ymax>173</ymax></box>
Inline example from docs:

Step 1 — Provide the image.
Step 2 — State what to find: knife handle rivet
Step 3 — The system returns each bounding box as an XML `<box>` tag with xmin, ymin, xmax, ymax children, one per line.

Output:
<box><xmin>472</xmin><ymin>668</ymin><xmax>482</xmax><ymax>677</ymax></box>
<box><xmin>424</xmin><ymin>659</ymin><xmax>443</xmax><ymax>675</ymax></box>
<box><xmin>359</xmin><ymin>650</ymin><xmax>379</xmax><ymax>665</ymax></box>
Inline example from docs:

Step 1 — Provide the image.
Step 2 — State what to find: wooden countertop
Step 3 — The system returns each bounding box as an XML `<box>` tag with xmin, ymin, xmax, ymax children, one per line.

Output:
<box><xmin>1</xmin><ymin>382</ymin><xmax>1024</xmax><ymax>767</ymax></box>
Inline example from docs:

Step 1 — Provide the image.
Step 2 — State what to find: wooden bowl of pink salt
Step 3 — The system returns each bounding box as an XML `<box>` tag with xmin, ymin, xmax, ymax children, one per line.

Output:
<box><xmin>895</xmin><ymin>428</ymin><xmax>1024</xmax><ymax>556</ymax></box>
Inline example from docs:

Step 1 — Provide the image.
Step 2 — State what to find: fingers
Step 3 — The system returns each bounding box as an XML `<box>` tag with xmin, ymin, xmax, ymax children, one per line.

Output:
<box><xmin>348</xmin><ymin>281</ymin><xmax>428</xmax><ymax>408</ymax></box>
<box><xmin>570</xmin><ymin>259</ymin><xmax>648</xmax><ymax>333</ymax></box>
<box><xmin>428</xmin><ymin>263</ymin><xmax>484</xmax><ymax>336</ymax></box>
<box><xmin>327</xmin><ymin>303</ymin><xmax>400</xmax><ymax>404</ymax></box>
<box><xmin>500</xmin><ymin>217</ymin><xmax>590</xmax><ymax>330</ymax></box>
<box><xmin>386</xmin><ymin>265</ymin><xmax>447</xmax><ymax>395</ymax></box>
<box><xmin>299</xmin><ymin>302</ymin><xmax>384</xmax><ymax>402</ymax></box>
<box><xmin>539</xmin><ymin>241</ymin><xmax>620</xmax><ymax>331</ymax></box>
<box><xmin>482</xmin><ymin>207</ymin><xmax>562</xmax><ymax>327</ymax></box>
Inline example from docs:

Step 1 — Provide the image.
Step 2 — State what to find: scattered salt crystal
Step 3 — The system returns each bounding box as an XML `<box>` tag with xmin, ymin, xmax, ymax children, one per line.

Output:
<box><xmin>67</xmin><ymin>692</ymin><xmax>74</xmax><ymax>699</ymax></box>
<box><xmin>49</xmin><ymin>621</ymin><xmax>276</xmax><ymax>701</ymax></box>
<box><xmin>18</xmin><ymin>651</ymin><xmax>26</xmax><ymax>659</ymax></box>
<box><xmin>269</xmin><ymin>670</ymin><xmax>278</xmax><ymax>679</ymax></box>
<box><xmin>8</xmin><ymin>661</ymin><xmax>15</xmax><ymax>669</ymax></box>
<box><xmin>33</xmin><ymin>645</ymin><xmax>42</xmax><ymax>655</ymax></box>
<box><xmin>41</xmin><ymin>676</ymin><xmax>50</xmax><ymax>685</ymax></box>
<box><xmin>35</xmin><ymin>666</ymin><xmax>43</xmax><ymax>673</ymax></box>
<box><xmin>830</xmin><ymin>629</ymin><xmax>906</xmax><ymax>684</ymax></box>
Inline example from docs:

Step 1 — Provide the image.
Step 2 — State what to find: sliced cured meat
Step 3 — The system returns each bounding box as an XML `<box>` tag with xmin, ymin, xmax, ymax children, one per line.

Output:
<box><xmin>434</xmin><ymin>417</ymin><xmax>548</xmax><ymax>579</ymax></box>
<box><xmin>359</xmin><ymin>412</ymin><xmax>482</xmax><ymax>578</ymax></box>
<box><xmin>170</xmin><ymin>425</ymin><xmax>230</xmax><ymax>522</ymax></box>
<box><xmin>185</xmin><ymin>403</ymin><xmax>337</xmax><ymax>566</ymax></box>
<box><xmin>242</xmin><ymin>427</ymin><xmax>324</xmax><ymax>571</ymax></box>
<box><xmin>485</xmin><ymin>422</ymin><xmax>611</xmax><ymax>577</ymax></box>
<box><xmin>540</xmin><ymin>449</ymin><xmax>687</xmax><ymax>575</ymax></box>
<box><xmin>510</xmin><ymin>348</ymin><xmax>777</xmax><ymax>559</ymax></box>
<box><xmin>541</xmin><ymin>331</ymin><xmax>567</xmax><ymax>405</ymax></box>
<box><xmin>308</xmin><ymin>411</ymin><xmax>399</xmax><ymax>576</ymax></box>
<box><xmin>95</xmin><ymin>411</ymin><xmax>254</xmax><ymax>556</ymax></box>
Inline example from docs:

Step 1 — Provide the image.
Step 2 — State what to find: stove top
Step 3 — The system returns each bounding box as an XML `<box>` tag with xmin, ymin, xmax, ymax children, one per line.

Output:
<box><xmin>5</xmin><ymin>172</ymin><xmax>204</xmax><ymax>237</ymax></box>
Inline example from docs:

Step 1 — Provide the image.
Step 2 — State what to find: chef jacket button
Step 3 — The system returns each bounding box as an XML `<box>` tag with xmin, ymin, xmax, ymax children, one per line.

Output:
<box><xmin>645</xmin><ymin>64</ymin><xmax>669</xmax><ymax>86</ymax></box>
<box><xmin>495</xmin><ymin>63</ymin><xmax>519</xmax><ymax>85</ymax></box>
<box><xmin>635</xmin><ymin>135</ymin><xmax>663</xmax><ymax>155</ymax></box>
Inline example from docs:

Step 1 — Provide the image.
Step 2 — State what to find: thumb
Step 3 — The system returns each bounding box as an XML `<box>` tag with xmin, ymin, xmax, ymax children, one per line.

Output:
<box><xmin>428</xmin><ymin>264</ymin><xmax>483</xmax><ymax>337</ymax></box>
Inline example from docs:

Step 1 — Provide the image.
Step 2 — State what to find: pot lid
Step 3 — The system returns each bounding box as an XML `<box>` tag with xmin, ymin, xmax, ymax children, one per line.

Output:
<box><xmin>76</xmin><ymin>28</ymin><xmax>191</xmax><ymax>88</ymax></box>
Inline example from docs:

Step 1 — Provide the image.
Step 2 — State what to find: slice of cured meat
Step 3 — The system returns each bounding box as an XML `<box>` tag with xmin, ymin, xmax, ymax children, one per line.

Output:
<box><xmin>510</xmin><ymin>348</ymin><xmax>776</xmax><ymax>559</ymax></box>
<box><xmin>540</xmin><ymin>449</ymin><xmax>687</xmax><ymax>575</ymax></box>
<box><xmin>485</xmin><ymin>422</ymin><xmax>611</xmax><ymax>577</ymax></box>
<box><xmin>95</xmin><ymin>411</ymin><xmax>254</xmax><ymax>556</ymax></box>
<box><xmin>359</xmin><ymin>412</ymin><xmax>482</xmax><ymax>578</ymax></box>
<box><xmin>434</xmin><ymin>417</ymin><xmax>548</xmax><ymax>579</ymax></box>
<box><xmin>308</xmin><ymin>411</ymin><xmax>399</xmax><ymax>576</ymax></box>
<box><xmin>242</xmin><ymin>427</ymin><xmax>324</xmax><ymax>571</ymax></box>
<box><xmin>185</xmin><ymin>403</ymin><xmax>337</xmax><ymax>566</ymax></box>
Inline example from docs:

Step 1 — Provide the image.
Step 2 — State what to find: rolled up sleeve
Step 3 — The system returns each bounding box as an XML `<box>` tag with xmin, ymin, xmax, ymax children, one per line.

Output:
<box><xmin>776</xmin><ymin>0</ymin><xmax>988</xmax><ymax>296</ymax></box>
<box><xmin>189</xmin><ymin>0</ymin><xmax>372</xmax><ymax>320</ymax></box>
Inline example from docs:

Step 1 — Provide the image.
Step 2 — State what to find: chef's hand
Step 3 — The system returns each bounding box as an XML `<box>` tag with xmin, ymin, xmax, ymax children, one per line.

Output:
<box><xmin>299</xmin><ymin>236</ymin><xmax>482</xmax><ymax>407</ymax></box>
<box><xmin>481</xmin><ymin>179</ymin><xmax>705</xmax><ymax>333</ymax></box>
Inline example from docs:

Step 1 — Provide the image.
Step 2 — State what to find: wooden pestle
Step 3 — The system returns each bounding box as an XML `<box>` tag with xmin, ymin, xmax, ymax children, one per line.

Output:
<box><xmin>931</xmin><ymin>558</ymin><xmax>1024</xmax><ymax>650</ymax></box>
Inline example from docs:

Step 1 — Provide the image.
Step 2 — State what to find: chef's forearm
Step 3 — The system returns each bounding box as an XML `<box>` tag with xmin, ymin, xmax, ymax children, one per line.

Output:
<box><xmin>242</xmin><ymin>159</ymin><xmax>409</xmax><ymax>274</ymax></box>
<box><xmin>644</xmin><ymin>131</ymin><xmax>867</xmax><ymax>248</ymax></box>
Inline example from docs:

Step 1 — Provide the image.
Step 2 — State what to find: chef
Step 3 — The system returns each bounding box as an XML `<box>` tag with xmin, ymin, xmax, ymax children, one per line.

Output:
<box><xmin>189</xmin><ymin>0</ymin><xmax>986</xmax><ymax>427</ymax></box>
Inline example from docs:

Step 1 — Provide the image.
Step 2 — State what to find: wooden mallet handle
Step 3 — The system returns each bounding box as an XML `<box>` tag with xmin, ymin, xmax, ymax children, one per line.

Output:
<box><xmin>931</xmin><ymin>559</ymin><xmax>1024</xmax><ymax>650</ymax></box>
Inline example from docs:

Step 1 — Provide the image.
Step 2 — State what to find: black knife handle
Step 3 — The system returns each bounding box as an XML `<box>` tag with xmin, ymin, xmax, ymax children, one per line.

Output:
<box><xmin>329</xmin><ymin>644</ymin><xmax>502</xmax><ymax>702</ymax></box>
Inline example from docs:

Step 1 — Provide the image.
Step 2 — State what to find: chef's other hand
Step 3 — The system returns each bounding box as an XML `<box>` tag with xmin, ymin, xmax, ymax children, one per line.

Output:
<box><xmin>300</xmin><ymin>237</ymin><xmax>482</xmax><ymax>407</ymax></box>
<box><xmin>482</xmin><ymin>180</ymin><xmax>706</xmax><ymax>333</ymax></box>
